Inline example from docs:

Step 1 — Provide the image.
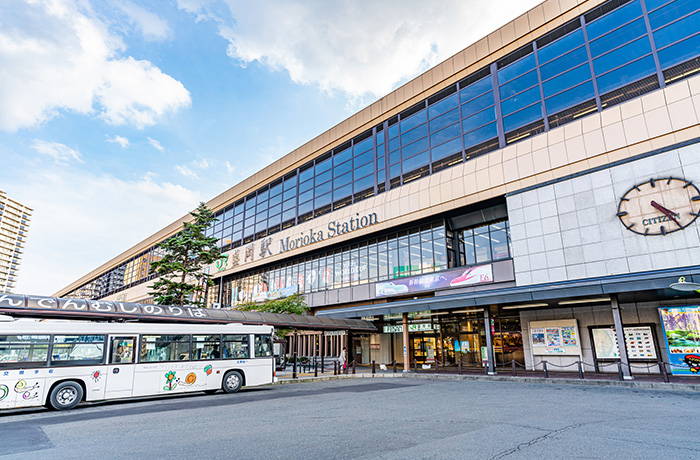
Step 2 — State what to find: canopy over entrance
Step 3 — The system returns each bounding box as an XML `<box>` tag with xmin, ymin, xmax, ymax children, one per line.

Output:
<box><xmin>0</xmin><ymin>293</ymin><xmax>376</xmax><ymax>332</ymax></box>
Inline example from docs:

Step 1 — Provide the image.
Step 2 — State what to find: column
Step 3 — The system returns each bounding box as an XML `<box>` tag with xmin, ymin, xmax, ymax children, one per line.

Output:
<box><xmin>612</xmin><ymin>295</ymin><xmax>633</xmax><ymax>380</ymax></box>
<box><xmin>402</xmin><ymin>312</ymin><xmax>410</xmax><ymax>371</ymax></box>
<box><xmin>484</xmin><ymin>307</ymin><xmax>495</xmax><ymax>375</ymax></box>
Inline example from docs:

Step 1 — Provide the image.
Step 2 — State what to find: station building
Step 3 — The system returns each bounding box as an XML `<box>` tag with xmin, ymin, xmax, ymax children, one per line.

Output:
<box><xmin>56</xmin><ymin>0</ymin><xmax>700</xmax><ymax>377</ymax></box>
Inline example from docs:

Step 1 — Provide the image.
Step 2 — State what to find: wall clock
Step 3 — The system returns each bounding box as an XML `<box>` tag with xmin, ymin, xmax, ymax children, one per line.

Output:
<box><xmin>617</xmin><ymin>177</ymin><xmax>700</xmax><ymax>236</ymax></box>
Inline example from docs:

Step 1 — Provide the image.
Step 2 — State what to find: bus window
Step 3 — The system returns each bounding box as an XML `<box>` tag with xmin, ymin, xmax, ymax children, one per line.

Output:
<box><xmin>222</xmin><ymin>334</ymin><xmax>249</xmax><ymax>359</ymax></box>
<box><xmin>193</xmin><ymin>335</ymin><xmax>221</xmax><ymax>360</ymax></box>
<box><xmin>109</xmin><ymin>337</ymin><xmax>136</xmax><ymax>364</ymax></box>
<box><xmin>0</xmin><ymin>335</ymin><xmax>50</xmax><ymax>364</ymax></box>
<box><xmin>254</xmin><ymin>335</ymin><xmax>273</xmax><ymax>357</ymax></box>
<box><xmin>140</xmin><ymin>335</ymin><xmax>191</xmax><ymax>362</ymax></box>
<box><xmin>51</xmin><ymin>335</ymin><xmax>105</xmax><ymax>365</ymax></box>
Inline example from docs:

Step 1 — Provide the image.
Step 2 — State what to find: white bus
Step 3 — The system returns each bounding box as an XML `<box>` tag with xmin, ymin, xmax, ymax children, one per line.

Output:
<box><xmin>0</xmin><ymin>319</ymin><xmax>275</xmax><ymax>410</ymax></box>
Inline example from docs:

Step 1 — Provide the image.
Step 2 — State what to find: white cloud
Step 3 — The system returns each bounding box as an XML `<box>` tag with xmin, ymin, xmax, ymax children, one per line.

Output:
<box><xmin>175</xmin><ymin>164</ymin><xmax>199</xmax><ymax>179</ymax></box>
<box><xmin>224</xmin><ymin>161</ymin><xmax>235</xmax><ymax>173</ymax></box>
<box><xmin>181</xmin><ymin>0</ymin><xmax>541</xmax><ymax>99</ymax></box>
<box><xmin>32</xmin><ymin>139</ymin><xmax>83</xmax><ymax>163</ymax></box>
<box><xmin>106</xmin><ymin>134</ymin><xmax>130</xmax><ymax>148</ymax></box>
<box><xmin>11</xmin><ymin>167</ymin><xmax>202</xmax><ymax>296</ymax></box>
<box><xmin>148</xmin><ymin>137</ymin><xmax>165</xmax><ymax>152</ymax></box>
<box><xmin>115</xmin><ymin>1</ymin><xmax>171</xmax><ymax>41</ymax></box>
<box><xmin>0</xmin><ymin>0</ymin><xmax>190</xmax><ymax>132</ymax></box>
<box><xmin>193</xmin><ymin>158</ymin><xmax>210</xmax><ymax>169</ymax></box>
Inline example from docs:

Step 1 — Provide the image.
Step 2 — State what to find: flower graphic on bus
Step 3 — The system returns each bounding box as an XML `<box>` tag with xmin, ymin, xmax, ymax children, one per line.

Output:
<box><xmin>204</xmin><ymin>365</ymin><xmax>212</xmax><ymax>376</ymax></box>
<box><xmin>90</xmin><ymin>370</ymin><xmax>102</xmax><ymax>382</ymax></box>
<box><xmin>0</xmin><ymin>384</ymin><xmax>8</xmax><ymax>401</ymax></box>
<box><xmin>163</xmin><ymin>371</ymin><xmax>178</xmax><ymax>391</ymax></box>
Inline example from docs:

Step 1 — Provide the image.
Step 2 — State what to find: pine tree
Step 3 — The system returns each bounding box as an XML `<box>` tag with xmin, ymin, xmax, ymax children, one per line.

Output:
<box><xmin>149</xmin><ymin>202</ymin><xmax>222</xmax><ymax>307</ymax></box>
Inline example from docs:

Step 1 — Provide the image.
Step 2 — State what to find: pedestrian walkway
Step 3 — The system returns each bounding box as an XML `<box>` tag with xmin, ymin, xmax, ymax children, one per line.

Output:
<box><xmin>275</xmin><ymin>363</ymin><xmax>700</xmax><ymax>392</ymax></box>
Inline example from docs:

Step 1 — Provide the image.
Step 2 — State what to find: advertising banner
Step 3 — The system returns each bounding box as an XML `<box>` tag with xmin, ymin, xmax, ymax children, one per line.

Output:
<box><xmin>659</xmin><ymin>306</ymin><xmax>700</xmax><ymax>375</ymax></box>
<box><xmin>375</xmin><ymin>264</ymin><xmax>493</xmax><ymax>298</ymax></box>
<box><xmin>530</xmin><ymin>320</ymin><xmax>581</xmax><ymax>356</ymax></box>
<box><xmin>590</xmin><ymin>325</ymin><xmax>657</xmax><ymax>361</ymax></box>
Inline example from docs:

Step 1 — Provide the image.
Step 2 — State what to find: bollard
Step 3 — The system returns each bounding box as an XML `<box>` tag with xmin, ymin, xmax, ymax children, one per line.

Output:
<box><xmin>435</xmin><ymin>360</ymin><xmax>439</xmax><ymax>375</ymax></box>
<box><xmin>543</xmin><ymin>361</ymin><xmax>548</xmax><ymax>378</ymax></box>
<box><xmin>314</xmin><ymin>361</ymin><xmax>318</xmax><ymax>377</ymax></box>
<box><xmin>414</xmin><ymin>359</ymin><xmax>417</xmax><ymax>373</ymax></box>
<box><xmin>578</xmin><ymin>361</ymin><xmax>584</xmax><ymax>380</ymax></box>
<box><xmin>617</xmin><ymin>361</ymin><xmax>624</xmax><ymax>381</ymax></box>
<box><xmin>292</xmin><ymin>353</ymin><xmax>298</xmax><ymax>379</ymax></box>
<box><xmin>458</xmin><ymin>360</ymin><xmax>462</xmax><ymax>375</ymax></box>
<box><xmin>372</xmin><ymin>360</ymin><xmax>376</xmax><ymax>374</ymax></box>
<box><xmin>352</xmin><ymin>360</ymin><xmax>356</xmax><ymax>375</ymax></box>
<box><xmin>393</xmin><ymin>360</ymin><xmax>397</xmax><ymax>373</ymax></box>
<box><xmin>484</xmin><ymin>360</ymin><xmax>489</xmax><ymax>375</ymax></box>
<box><xmin>511</xmin><ymin>359</ymin><xmax>517</xmax><ymax>376</ymax></box>
<box><xmin>333</xmin><ymin>361</ymin><xmax>337</xmax><ymax>375</ymax></box>
<box><xmin>659</xmin><ymin>360</ymin><xmax>669</xmax><ymax>383</ymax></box>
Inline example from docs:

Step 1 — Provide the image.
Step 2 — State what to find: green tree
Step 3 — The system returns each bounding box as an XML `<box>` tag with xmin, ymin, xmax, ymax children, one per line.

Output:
<box><xmin>236</xmin><ymin>293</ymin><xmax>308</xmax><ymax>315</ymax></box>
<box><xmin>149</xmin><ymin>202</ymin><xmax>222</xmax><ymax>307</ymax></box>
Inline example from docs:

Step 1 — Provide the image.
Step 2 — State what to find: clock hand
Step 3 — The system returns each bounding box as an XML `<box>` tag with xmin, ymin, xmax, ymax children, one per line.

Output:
<box><xmin>650</xmin><ymin>200</ymin><xmax>681</xmax><ymax>227</ymax></box>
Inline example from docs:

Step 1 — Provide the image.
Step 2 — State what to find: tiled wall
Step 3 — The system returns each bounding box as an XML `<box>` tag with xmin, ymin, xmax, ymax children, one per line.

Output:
<box><xmin>508</xmin><ymin>140</ymin><xmax>700</xmax><ymax>286</ymax></box>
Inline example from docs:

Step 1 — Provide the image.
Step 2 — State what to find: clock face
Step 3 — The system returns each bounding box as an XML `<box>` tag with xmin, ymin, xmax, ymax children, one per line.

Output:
<box><xmin>617</xmin><ymin>177</ymin><xmax>700</xmax><ymax>236</ymax></box>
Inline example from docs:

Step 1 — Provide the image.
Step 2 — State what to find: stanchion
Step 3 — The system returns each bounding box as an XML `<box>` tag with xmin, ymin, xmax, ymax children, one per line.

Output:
<box><xmin>314</xmin><ymin>361</ymin><xmax>318</xmax><ymax>377</ymax></box>
<box><xmin>659</xmin><ymin>360</ymin><xmax>669</xmax><ymax>383</ymax></box>
<box><xmin>543</xmin><ymin>361</ymin><xmax>548</xmax><ymax>378</ymax></box>
<box><xmin>333</xmin><ymin>361</ymin><xmax>337</xmax><ymax>375</ymax></box>
<box><xmin>292</xmin><ymin>352</ymin><xmax>298</xmax><ymax>379</ymax></box>
<box><xmin>352</xmin><ymin>360</ymin><xmax>356</xmax><ymax>375</ymax></box>
<box><xmin>414</xmin><ymin>359</ymin><xmax>417</xmax><ymax>373</ymax></box>
<box><xmin>483</xmin><ymin>361</ymin><xmax>489</xmax><ymax>375</ymax></box>
<box><xmin>372</xmin><ymin>360</ymin><xmax>376</xmax><ymax>374</ymax></box>
<box><xmin>617</xmin><ymin>361</ymin><xmax>624</xmax><ymax>381</ymax></box>
<box><xmin>511</xmin><ymin>359</ymin><xmax>516</xmax><ymax>376</ymax></box>
<box><xmin>435</xmin><ymin>360</ymin><xmax>439</xmax><ymax>375</ymax></box>
<box><xmin>458</xmin><ymin>360</ymin><xmax>462</xmax><ymax>375</ymax></box>
<box><xmin>578</xmin><ymin>361</ymin><xmax>584</xmax><ymax>380</ymax></box>
<box><xmin>393</xmin><ymin>360</ymin><xmax>397</xmax><ymax>373</ymax></box>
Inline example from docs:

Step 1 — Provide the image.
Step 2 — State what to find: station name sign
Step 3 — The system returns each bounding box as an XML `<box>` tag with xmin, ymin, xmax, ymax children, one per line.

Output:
<box><xmin>279</xmin><ymin>212</ymin><xmax>378</xmax><ymax>254</ymax></box>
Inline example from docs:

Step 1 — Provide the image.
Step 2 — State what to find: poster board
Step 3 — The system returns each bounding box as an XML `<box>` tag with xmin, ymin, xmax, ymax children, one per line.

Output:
<box><xmin>529</xmin><ymin>319</ymin><xmax>581</xmax><ymax>356</ymax></box>
<box><xmin>659</xmin><ymin>306</ymin><xmax>700</xmax><ymax>376</ymax></box>
<box><xmin>590</xmin><ymin>324</ymin><xmax>658</xmax><ymax>362</ymax></box>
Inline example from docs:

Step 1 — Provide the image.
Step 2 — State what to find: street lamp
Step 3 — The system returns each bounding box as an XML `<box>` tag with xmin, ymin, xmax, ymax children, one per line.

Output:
<box><xmin>669</xmin><ymin>276</ymin><xmax>700</xmax><ymax>293</ymax></box>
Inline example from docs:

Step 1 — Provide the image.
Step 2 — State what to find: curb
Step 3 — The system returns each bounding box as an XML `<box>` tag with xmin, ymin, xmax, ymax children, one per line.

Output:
<box><xmin>272</xmin><ymin>372</ymin><xmax>700</xmax><ymax>392</ymax></box>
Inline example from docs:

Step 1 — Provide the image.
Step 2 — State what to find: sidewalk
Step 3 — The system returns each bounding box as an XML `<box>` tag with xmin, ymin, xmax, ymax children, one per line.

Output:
<box><xmin>275</xmin><ymin>364</ymin><xmax>700</xmax><ymax>392</ymax></box>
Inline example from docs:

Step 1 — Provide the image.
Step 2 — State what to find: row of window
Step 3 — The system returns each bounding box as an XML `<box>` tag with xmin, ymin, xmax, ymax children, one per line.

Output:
<box><xmin>66</xmin><ymin>0</ymin><xmax>700</xmax><ymax>302</ymax></box>
<box><xmin>0</xmin><ymin>334</ymin><xmax>273</xmax><ymax>367</ymax></box>
<box><xmin>216</xmin><ymin>220</ymin><xmax>511</xmax><ymax>306</ymax></box>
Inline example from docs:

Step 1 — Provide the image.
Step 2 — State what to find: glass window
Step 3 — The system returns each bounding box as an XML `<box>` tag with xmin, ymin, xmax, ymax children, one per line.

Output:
<box><xmin>652</xmin><ymin>10</ymin><xmax>700</xmax><ymax>49</ymax></box>
<box><xmin>333</xmin><ymin>160</ymin><xmax>352</xmax><ymax>178</ymax></box>
<box><xmin>490</xmin><ymin>222</ymin><xmax>511</xmax><ymax>260</ymax></box>
<box><xmin>537</xmin><ymin>29</ymin><xmax>585</xmax><ymax>65</ymax></box>
<box><xmin>353</xmin><ymin>137</ymin><xmax>373</xmax><ymax>155</ymax></box>
<box><xmin>586</xmin><ymin>1</ymin><xmax>643</xmax><ymax>41</ymax></box>
<box><xmin>473</xmin><ymin>227</ymin><xmax>492</xmax><ymax>263</ymax></box>
<box><xmin>429</xmin><ymin>107</ymin><xmax>460</xmax><ymax>132</ymax></box>
<box><xmin>402</xmin><ymin>150</ymin><xmax>429</xmax><ymax>172</ymax></box>
<box><xmin>298</xmin><ymin>189</ymin><xmax>313</xmax><ymax>204</ymax></box>
<box><xmin>401</xmin><ymin>137</ymin><xmax>429</xmax><ymax>159</ymax></box>
<box><xmin>539</xmin><ymin>46</ymin><xmax>588</xmax><ymax>81</ymax></box>
<box><xmin>299</xmin><ymin>179</ymin><xmax>314</xmax><ymax>193</ymax></box>
<box><xmin>428</xmin><ymin>93</ymin><xmax>459</xmax><ymax>119</ymax></box>
<box><xmin>401</xmin><ymin>123</ymin><xmax>428</xmax><ymax>146</ymax></box>
<box><xmin>52</xmin><ymin>335</ymin><xmax>105</xmax><ymax>364</ymax></box>
<box><xmin>354</xmin><ymin>162</ymin><xmax>374</xmax><ymax>180</ymax></box>
<box><xmin>589</xmin><ymin>18</ymin><xmax>647</xmax><ymax>58</ymax></box>
<box><xmin>389</xmin><ymin>137</ymin><xmax>400</xmax><ymax>152</ymax></box>
<box><xmin>222</xmin><ymin>334</ymin><xmax>249</xmax><ymax>359</ymax></box>
<box><xmin>464</xmin><ymin>123</ymin><xmax>498</xmax><ymax>147</ymax></box>
<box><xmin>315</xmin><ymin>193</ymin><xmax>332</xmax><ymax>208</ymax></box>
<box><xmin>109</xmin><ymin>337</ymin><xmax>135</xmax><ymax>364</ymax></box>
<box><xmin>430</xmin><ymin>123</ymin><xmax>461</xmax><ymax>146</ymax></box>
<box><xmin>316</xmin><ymin>169</ymin><xmax>332</xmax><ymax>186</ymax></box>
<box><xmin>459</xmin><ymin>76</ymin><xmax>492</xmax><ymax>102</ymax></box>
<box><xmin>334</xmin><ymin>184</ymin><xmax>352</xmax><ymax>200</ymax></box>
<box><xmin>431</xmin><ymin>137</ymin><xmax>463</xmax><ymax>161</ymax></box>
<box><xmin>0</xmin><ymin>335</ymin><xmax>49</xmax><ymax>364</ymax></box>
<box><xmin>140</xmin><ymin>335</ymin><xmax>190</xmax><ymax>362</ymax></box>
<box><xmin>501</xmin><ymin>86</ymin><xmax>541</xmax><ymax>116</ymax></box>
<box><xmin>545</xmin><ymin>81</ymin><xmax>595</xmax><ymax>115</ymax></box>
<box><xmin>499</xmin><ymin>70</ymin><xmax>539</xmax><ymax>100</ymax></box>
<box><xmin>192</xmin><ymin>335</ymin><xmax>221</xmax><ymax>360</ymax></box>
<box><xmin>657</xmin><ymin>32</ymin><xmax>700</xmax><ymax>69</ymax></box>
<box><xmin>353</xmin><ymin>149</ymin><xmax>373</xmax><ymax>167</ymax></box>
<box><xmin>462</xmin><ymin>106</ymin><xmax>496</xmax><ymax>130</ymax></box>
<box><xmin>542</xmin><ymin>64</ymin><xmax>591</xmax><ymax>98</ymax></box>
<box><xmin>335</xmin><ymin>171</ymin><xmax>352</xmax><ymax>188</ymax></box>
<box><xmin>334</xmin><ymin>146</ymin><xmax>352</xmax><ymax>165</ymax></box>
<box><xmin>498</xmin><ymin>53</ymin><xmax>536</xmax><ymax>84</ymax></box>
<box><xmin>400</xmin><ymin>108</ymin><xmax>426</xmax><ymax>132</ymax></box>
<box><xmin>596</xmin><ymin>55</ymin><xmax>656</xmax><ymax>93</ymax></box>
<box><xmin>649</xmin><ymin>0</ymin><xmax>697</xmax><ymax>29</ymax></box>
<box><xmin>503</xmin><ymin>103</ymin><xmax>542</xmax><ymax>132</ymax></box>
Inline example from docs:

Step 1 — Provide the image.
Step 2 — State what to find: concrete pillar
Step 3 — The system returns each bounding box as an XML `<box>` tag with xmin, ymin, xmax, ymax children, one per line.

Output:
<box><xmin>484</xmin><ymin>307</ymin><xmax>495</xmax><ymax>375</ymax></box>
<box><xmin>403</xmin><ymin>312</ymin><xmax>410</xmax><ymax>371</ymax></box>
<box><xmin>612</xmin><ymin>295</ymin><xmax>633</xmax><ymax>380</ymax></box>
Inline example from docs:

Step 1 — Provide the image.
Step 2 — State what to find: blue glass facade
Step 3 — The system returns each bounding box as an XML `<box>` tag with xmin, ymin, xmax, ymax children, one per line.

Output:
<box><xmin>66</xmin><ymin>0</ymin><xmax>700</xmax><ymax>301</ymax></box>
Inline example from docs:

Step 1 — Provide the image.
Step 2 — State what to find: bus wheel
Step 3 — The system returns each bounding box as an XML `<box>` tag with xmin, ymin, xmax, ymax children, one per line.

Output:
<box><xmin>222</xmin><ymin>371</ymin><xmax>242</xmax><ymax>393</ymax></box>
<box><xmin>49</xmin><ymin>381</ymin><xmax>83</xmax><ymax>410</ymax></box>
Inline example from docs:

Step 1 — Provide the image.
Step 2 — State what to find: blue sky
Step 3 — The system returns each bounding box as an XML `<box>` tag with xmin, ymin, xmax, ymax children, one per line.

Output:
<box><xmin>0</xmin><ymin>0</ymin><xmax>541</xmax><ymax>296</ymax></box>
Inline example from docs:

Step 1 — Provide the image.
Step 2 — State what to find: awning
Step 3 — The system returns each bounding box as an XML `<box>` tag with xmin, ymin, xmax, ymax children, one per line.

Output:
<box><xmin>0</xmin><ymin>293</ymin><xmax>376</xmax><ymax>332</ymax></box>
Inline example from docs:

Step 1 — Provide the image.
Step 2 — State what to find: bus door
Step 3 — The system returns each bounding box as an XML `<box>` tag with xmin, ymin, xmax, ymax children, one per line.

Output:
<box><xmin>105</xmin><ymin>336</ymin><xmax>137</xmax><ymax>399</ymax></box>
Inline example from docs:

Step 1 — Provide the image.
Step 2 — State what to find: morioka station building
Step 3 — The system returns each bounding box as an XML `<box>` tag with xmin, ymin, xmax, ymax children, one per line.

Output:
<box><xmin>53</xmin><ymin>0</ymin><xmax>700</xmax><ymax>378</ymax></box>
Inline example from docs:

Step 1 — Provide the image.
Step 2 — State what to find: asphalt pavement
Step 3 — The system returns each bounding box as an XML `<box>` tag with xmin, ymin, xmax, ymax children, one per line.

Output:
<box><xmin>1</xmin><ymin>377</ymin><xmax>699</xmax><ymax>459</ymax></box>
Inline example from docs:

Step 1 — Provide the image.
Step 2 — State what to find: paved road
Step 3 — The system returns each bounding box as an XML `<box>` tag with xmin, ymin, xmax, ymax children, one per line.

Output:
<box><xmin>1</xmin><ymin>378</ymin><xmax>699</xmax><ymax>459</ymax></box>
